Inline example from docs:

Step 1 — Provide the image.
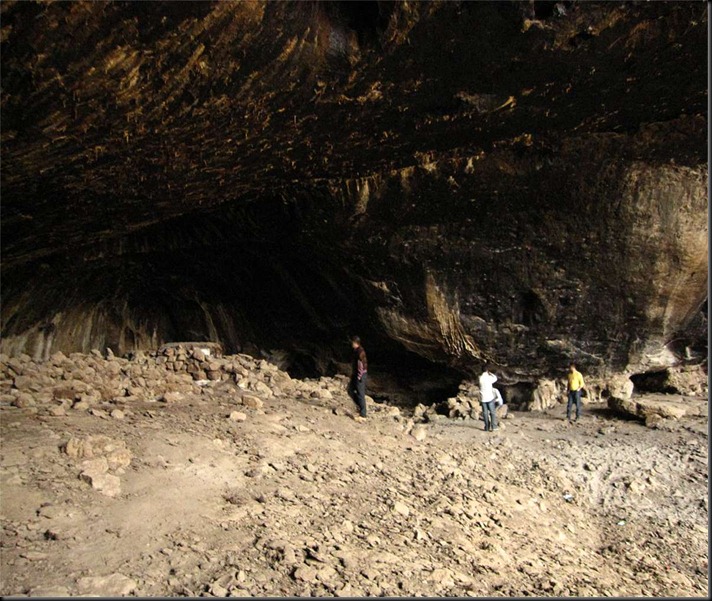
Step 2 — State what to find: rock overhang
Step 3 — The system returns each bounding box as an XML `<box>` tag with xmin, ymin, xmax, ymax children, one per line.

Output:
<box><xmin>0</xmin><ymin>0</ymin><xmax>707</xmax><ymax>380</ymax></box>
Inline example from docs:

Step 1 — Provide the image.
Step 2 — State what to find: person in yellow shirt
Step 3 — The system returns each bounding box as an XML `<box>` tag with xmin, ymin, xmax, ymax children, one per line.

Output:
<box><xmin>566</xmin><ymin>362</ymin><xmax>585</xmax><ymax>422</ymax></box>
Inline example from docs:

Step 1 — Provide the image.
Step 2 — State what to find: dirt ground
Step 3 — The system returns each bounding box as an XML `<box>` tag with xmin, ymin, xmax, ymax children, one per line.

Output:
<box><xmin>0</xmin><ymin>378</ymin><xmax>708</xmax><ymax>597</ymax></box>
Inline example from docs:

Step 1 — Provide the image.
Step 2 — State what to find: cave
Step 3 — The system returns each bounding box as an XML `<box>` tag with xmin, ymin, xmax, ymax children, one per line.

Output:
<box><xmin>0</xmin><ymin>3</ymin><xmax>709</xmax><ymax>597</ymax></box>
<box><xmin>0</xmin><ymin>0</ymin><xmax>707</xmax><ymax>400</ymax></box>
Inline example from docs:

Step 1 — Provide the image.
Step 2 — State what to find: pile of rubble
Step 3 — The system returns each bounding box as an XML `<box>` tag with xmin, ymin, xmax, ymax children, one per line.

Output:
<box><xmin>411</xmin><ymin>380</ymin><xmax>509</xmax><ymax>425</ymax></box>
<box><xmin>63</xmin><ymin>434</ymin><xmax>133</xmax><ymax>497</ymax></box>
<box><xmin>409</xmin><ymin>364</ymin><xmax>707</xmax><ymax>430</ymax></box>
<box><xmin>0</xmin><ymin>344</ymin><xmax>362</xmax><ymax>419</ymax></box>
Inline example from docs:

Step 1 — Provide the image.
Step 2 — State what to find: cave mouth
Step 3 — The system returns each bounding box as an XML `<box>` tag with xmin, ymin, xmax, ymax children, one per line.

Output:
<box><xmin>282</xmin><ymin>340</ymin><xmax>464</xmax><ymax>409</ymax></box>
<box><xmin>322</xmin><ymin>0</ymin><xmax>394</xmax><ymax>48</ymax></box>
<box><xmin>0</xmin><ymin>0</ymin><xmax>707</xmax><ymax>401</ymax></box>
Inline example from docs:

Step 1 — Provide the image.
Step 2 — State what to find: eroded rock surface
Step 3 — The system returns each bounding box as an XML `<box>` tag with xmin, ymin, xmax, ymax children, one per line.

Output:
<box><xmin>0</xmin><ymin>1</ymin><xmax>707</xmax><ymax>385</ymax></box>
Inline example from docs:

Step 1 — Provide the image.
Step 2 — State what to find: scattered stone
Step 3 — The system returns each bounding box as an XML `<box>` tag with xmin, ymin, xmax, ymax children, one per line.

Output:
<box><xmin>75</xmin><ymin>573</ymin><xmax>137</xmax><ymax>596</ymax></box>
<box><xmin>64</xmin><ymin>435</ymin><xmax>132</xmax><ymax>473</ymax></box>
<box><xmin>161</xmin><ymin>391</ymin><xmax>184</xmax><ymax>403</ymax></box>
<box><xmin>19</xmin><ymin>551</ymin><xmax>48</xmax><ymax>561</ymax></box>
<box><xmin>28</xmin><ymin>585</ymin><xmax>70</xmax><ymax>596</ymax></box>
<box><xmin>81</xmin><ymin>456</ymin><xmax>109</xmax><ymax>477</ymax></box>
<box><xmin>242</xmin><ymin>395</ymin><xmax>264</xmax><ymax>409</ymax></box>
<box><xmin>644</xmin><ymin>414</ymin><xmax>679</xmax><ymax>431</ymax></box>
<box><xmin>80</xmin><ymin>472</ymin><xmax>121</xmax><ymax>497</ymax></box>
<box><xmin>13</xmin><ymin>393</ymin><xmax>36</xmax><ymax>408</ymax></box>
<box><xmin>110</xmin><ymin>409</ymin><xmax>125</xmax><ymax>419</ymax></box>
<box><xmin>411</xmin><ymin>425</ymin><xmax>428</xmax><ymax>441</ymax></box>
<box><xmin>210</xmin><ymin>575</ymin><xmax>231</xmax><ymax>597</ymax></box>
<box><xmin>229</xmin><ymin>411</ymin><xmax>248</xmax><ymax>422</ymax></box>
<box><xmin>47</xmin><ymin>405</ymin><xmax>66</xmax><ymax>417</ymax></box>
<box><xmin>392</xmin><ymin>501</ymin><xmax>411</xmax><ymax>517</ymax></box>
<box><xmin>293</xmin><ymin>565</ymin><xmax>318</xmax><ymax>583</ymax></box>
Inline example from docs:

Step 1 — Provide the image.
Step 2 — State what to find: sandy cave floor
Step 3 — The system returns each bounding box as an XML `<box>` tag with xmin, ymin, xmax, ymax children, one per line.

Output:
<box><xmin>0</xmin><ymin>387</ymin><xmax>708</xmax><ymax>597</ymax></box>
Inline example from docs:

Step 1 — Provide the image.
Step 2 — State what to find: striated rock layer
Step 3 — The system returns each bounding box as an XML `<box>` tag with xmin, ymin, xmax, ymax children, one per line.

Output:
<box><xmin>1</xmin><ymin>1</ymin><xmax>707</xmax><ymax>385</ymax></box>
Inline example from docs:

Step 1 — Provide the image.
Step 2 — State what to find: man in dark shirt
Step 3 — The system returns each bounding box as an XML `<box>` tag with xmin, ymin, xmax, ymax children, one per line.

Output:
<box><xmin>349</xmin><ymin>336</ymin><xmax>368</xmax><ymax>421</ymax></box>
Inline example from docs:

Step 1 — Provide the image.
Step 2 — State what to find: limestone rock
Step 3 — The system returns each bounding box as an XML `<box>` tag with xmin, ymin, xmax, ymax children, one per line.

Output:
<box><xmin>81</xmin><ymin>456</ymin><xmax>109</xmax><ymax>474</ymax></box>
<box><xmin>13</xmin><ymin>375</ymin><xmax>42</xmax><ymax>392</ymax></box>
<box><xmin>529</xmin><ymin>379</ymin><xmax>560</xmax><ymax>411</ymax></box>
<box><xmin>411</xmin><ymin>425</ymin><xmax>428</xmax><ymax>442</ymax></box>
<box><xmin>13</xmin><ymin>392</ymin><xmax>36</xmax><ymax>408</ymax></box>
<box><xmin>293</xmin><ymin>565</ymin><xmax>318</xmax><ymax>584</ymax></box>
<box><xmin>252</xmin><ymin>381</ymin><xmax>273</xmax><ymax>398</ymax></box>
<box><xmin>242</xmin><ymin>395</ymin><xmax>264</xmax><ymax>410</ymax></box>
<box><xmin>607</xmin><ymin>375</ymin><xmax>635</xmax><ymax>400</ymax></box>
<box><xmin>80</xmin><ymin>471</ymin><xmax>121</xmax><ymax>497</ymax></box>
<box><xmin>161</xmin><ymin>391</ymin><xmax>184</xmax><ymax>403</ymax></box>
<box><xmin>608</xmin><ymin>394</ymin><xmax>691</xmax><ymax>422</ymax></box>
<box><xmin>75</xmin><ymin>573</ymin><xmax>136</xmax><ymax>596</ymax></box>
<box><xmin>28</xmin><ymin>585</ymin><xmax>71</xmax><ymax>596</ymax></box>
<box><xmin>64</xmin><ymin>435</ymin><xmax>132</xmax><ymax>471</ymax></box>
<box><xmin>392</xmin><ymin>501</ymin><xmax>411</xmax><ymax>517</ymax></box>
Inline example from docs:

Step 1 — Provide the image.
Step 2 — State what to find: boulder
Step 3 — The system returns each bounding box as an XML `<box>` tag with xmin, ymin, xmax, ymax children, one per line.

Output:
<box><xmin>608</xmin><ymin>394</ymin><xmax>691</xmax><ymax>422</ymax></box>
<box><xmin>607</xmin><ymin>375</ymin><xmax>635</xmax><ymax>400</ymax></box>
<box><xmin>75</xmin><ymin>573</ymin><xmax>136</xmax><ymax>596</ymax></box>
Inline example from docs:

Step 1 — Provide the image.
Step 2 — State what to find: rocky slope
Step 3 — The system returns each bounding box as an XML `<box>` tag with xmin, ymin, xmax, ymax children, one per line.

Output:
<box><xmin>0</xmin><ymin>1</ymin><xmax>707</xmax><ymax>386</ymax></box>
<box><xmin>0</xmin><ymin>349</ymin><xmax>708</xmax><ymax>597</ymax></box>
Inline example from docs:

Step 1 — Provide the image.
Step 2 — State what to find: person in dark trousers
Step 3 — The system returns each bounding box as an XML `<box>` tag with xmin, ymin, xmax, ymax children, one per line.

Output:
<box><xmin>566</xmin><ymin>362</ymin><xmax>585</xmax><ymax>422</ymax></box>
<box><xmin>479</xmin><ymin>363</ymin><xmax>498</xmax><ymax>432</ymax></box>
<box><xmin>349</xmin><ymin>336</ymin><xmax>368</xmax><ymax>421</ymax></box>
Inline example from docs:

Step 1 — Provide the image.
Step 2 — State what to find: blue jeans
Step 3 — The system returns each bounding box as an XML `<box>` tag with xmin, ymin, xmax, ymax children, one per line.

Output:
<box><xmin>482</xmin><ymin>401</ymin><xmax>497</xmax><ymax>431</ymax></box>
<box><xmin>567</xmin><ymin>389</ymin><xmax>582</xmax><ymax>420</ymax></box>
<box><xmin>349</xmin><ymin>375</ymin><xmax>367</xmax><ymax>417</ymax></box>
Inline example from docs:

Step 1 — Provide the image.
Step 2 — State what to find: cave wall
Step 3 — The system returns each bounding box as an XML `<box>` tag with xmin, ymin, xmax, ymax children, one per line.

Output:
<box><xmin>298</xmin><ymin>122</ymin><xmax>708</xmax><ymax>378</ymax></box>
<box><xmin>0</xmin><ymin>1</ymin><xmax>708</xmax><ymax>383</ymax></box>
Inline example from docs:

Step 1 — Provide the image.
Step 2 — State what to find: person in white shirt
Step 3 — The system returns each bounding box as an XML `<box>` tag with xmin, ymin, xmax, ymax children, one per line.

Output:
<box><xmin>478</xmin><ymin>364</ymin><xmax>499</xmax><ymax>432</ymax></box>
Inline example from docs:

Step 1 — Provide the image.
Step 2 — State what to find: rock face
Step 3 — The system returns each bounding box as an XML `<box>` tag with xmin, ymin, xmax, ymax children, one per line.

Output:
<box><xmin>0</xmin><ymin>1</ymin><xmax>707</xmax><ymax>384</ymax></box>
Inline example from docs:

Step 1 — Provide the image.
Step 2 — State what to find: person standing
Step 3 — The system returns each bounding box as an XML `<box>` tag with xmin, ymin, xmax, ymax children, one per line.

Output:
<box><xmin>566</xmin><ymin>362</ymin><xmax>585</xmax><ymax>422</ymax></box>
<box><xmin>349</xmin><ymin>336</ymin><xmax>368</xmax><ymax>421</ymax></box>
<box><xmin>479</xmin><ymin>363</ymin><xmax>498</xmax><ymax>432</ymax></box>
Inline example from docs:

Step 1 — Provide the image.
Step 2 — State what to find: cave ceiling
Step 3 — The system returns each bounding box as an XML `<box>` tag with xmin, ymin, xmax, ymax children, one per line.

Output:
<box><xmin>1</xmin><ymin>0</ymin><xmax>706</xmax><ymax>267</ymax></box>
<box><xmin>0</xmin><ymin>1</ymin><xmax>708</xmax><ymax>377</ymax></box>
